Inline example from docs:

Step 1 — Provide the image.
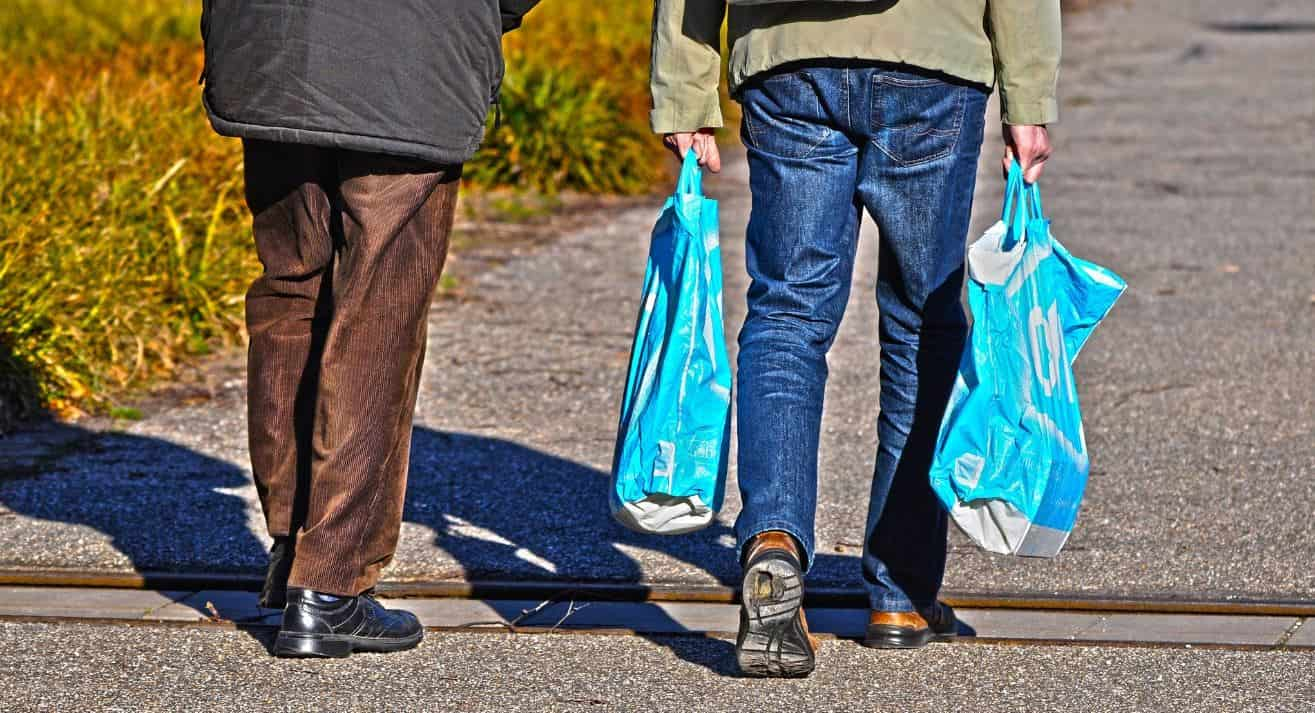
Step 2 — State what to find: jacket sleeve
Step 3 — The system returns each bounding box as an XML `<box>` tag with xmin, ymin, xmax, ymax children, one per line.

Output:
<box><xmin>650</xmin><ymin>0</ymin><xmax>726</xmax><ymax>134</ymax></box>
<box><xmin>986</xmin><ymin>0</ymin><xmax>1061</xmax><ymax>125</ymax></box>
<box><xmin>499</xmin><ymin>0</ymin><xmax>540</xmax><ymax>33</ymax></box>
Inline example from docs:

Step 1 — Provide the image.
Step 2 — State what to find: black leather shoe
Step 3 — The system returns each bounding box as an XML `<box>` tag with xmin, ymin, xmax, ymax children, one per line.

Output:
<box><xmin>274</xmin><ymin>588</ymin><xmax>424</xmax><ymax>658</ymax></box>
<box><xmin>862</xmin><ymin>601</ymin><xmax>959</xmax><ymax>649</ymax></box>
<box><xmin>258</xmin><ymin>537</ymin><xmax>293</xmax><ymax>610</ymax></box>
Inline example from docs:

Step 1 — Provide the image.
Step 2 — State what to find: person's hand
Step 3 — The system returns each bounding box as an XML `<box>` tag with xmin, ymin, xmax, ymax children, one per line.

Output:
<box><xmin>663</xmin><ymin>128</ymin><xmax>721</xmax><ymax>173</ymax></box>
<box><xmin>1002</xmin><ymin>124</ymin><xmax>1051</xmax><ymax>183</ymax></box>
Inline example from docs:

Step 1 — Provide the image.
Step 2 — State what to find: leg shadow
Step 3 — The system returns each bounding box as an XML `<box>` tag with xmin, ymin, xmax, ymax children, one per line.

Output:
<box><xmin>0</xmin><ymin>420</ymin><xmax>270</xmax><ymax>626</ymax></box>
<box><xmin>403</xmin><ymin>427</ymin><xmax>854</xmax><ymax>675</ymax></box>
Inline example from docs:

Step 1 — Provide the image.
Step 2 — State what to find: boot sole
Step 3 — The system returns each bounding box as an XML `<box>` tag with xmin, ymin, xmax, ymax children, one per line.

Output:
<box><xmin>273</xmin><ymin>629</ymin><xmax>424</xmax><ymax>659</ymax></box>
<box><xmin>735</xmin><ymin>555</ymin><xmax>815</xmax><ymax>678</ymax></box>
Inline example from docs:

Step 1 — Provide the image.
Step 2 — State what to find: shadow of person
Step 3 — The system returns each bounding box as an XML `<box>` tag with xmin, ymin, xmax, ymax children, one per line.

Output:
<box><xmin>404</xmin><ymin>427</ymin><xmax>857</xmax><ymax>587</ymax></box>
<box><xmin>404</xmin><ymin>428</ymin><xmax>747</xmax><ymax>587</ymax></box>
<box><xmin>403</xmin><ymin>427</ymin><xmax>877</xmax><ymax>673</ymax></box>
<box><xmin>404</xmin><ymin>427</ymin><xmax>742</xmax><ymax>671</ymax></box>
<box><xmin>0</xmin><ymin>420</ymin><xmax>872</xmax><ymax>671</ymax></box>
<box><xmin>0</xmin><ymin>420</ymin><xmax>270</xmax><ymax>625</ymax></box>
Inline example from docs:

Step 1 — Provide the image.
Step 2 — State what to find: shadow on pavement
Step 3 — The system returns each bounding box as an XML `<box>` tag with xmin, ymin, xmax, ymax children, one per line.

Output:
<box><xmin>1</xmin><ymin>423</ymin><xmax>872</xmax><ymax>670</ymax></box>
<box><xmin>0</xmin><ymin>422</ymin><xmax>270</xmax><ymax>633</ymax></box>
<box><xmin>404</xmin><ymin>427</ymin><xmax>740</xmax><ymax>673</ymax></box>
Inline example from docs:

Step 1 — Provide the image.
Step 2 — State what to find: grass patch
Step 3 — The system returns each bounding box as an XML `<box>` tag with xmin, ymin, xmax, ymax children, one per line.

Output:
<box><xmin>0</xmin><ymin>1</ymin><xmax>669</xmax><ymax>422</ymax></box>
<box><xmin>109</xmin><ymin>406</ymin><xmax>143</xmax><ymax>421</ymax></box>
<box><xmin>0</xmin><ymin>44</ymin><xmax>251</xmax><ymax>419</ymax></box>
<box><xmin>473</xmin><ymin>2</ymin><xmax>657</xmax><ymax>193</ymax></box>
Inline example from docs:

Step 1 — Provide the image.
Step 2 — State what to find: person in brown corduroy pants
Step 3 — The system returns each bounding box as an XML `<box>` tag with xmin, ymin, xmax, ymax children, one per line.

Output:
<box><xmin>202</xmin><ymin>0</ymin><xmax>542</xmax><ymax>660</ymax></box>
<box><xmin>240</xmin><ymin>139</ymin><xmax>458</xmax><ymax>656</ymax></box>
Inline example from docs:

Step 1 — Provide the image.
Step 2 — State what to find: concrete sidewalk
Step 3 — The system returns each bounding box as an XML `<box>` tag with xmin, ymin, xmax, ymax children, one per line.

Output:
<box><xmin>2</xmin><ymin>0</ymin><xmax>1313</xmax><ymax>602</ymax></box>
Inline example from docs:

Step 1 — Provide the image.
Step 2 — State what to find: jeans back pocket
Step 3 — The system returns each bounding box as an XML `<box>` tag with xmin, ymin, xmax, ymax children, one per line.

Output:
<box><xmin>740</xmin><ymin>71</ymin><xmax>835</xmax><ymax>161</ymax></box>
<box><xmin>870</xmin><ymin>72</ymin><xmax>966</xmax><ymax>167</ymax></box>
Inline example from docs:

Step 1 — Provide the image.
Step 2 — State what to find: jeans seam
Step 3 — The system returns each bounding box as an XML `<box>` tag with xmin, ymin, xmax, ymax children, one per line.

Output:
<box><xmin>878</xmin><ymin>75</ymin><xmax>945</xmax><ymax>88</ymax></box>
<box><xmin>742</xmin><ymin>108</ymin><xmax>761</xmax><ymax>150</ymax></box>
<box><xmin>800</xmin><ymin>71</ymin><xmax>831</xmax><ymax>161</ymax></box>
<box><xmin>869</xmin><ymin>80</ymin><xmax>967</xmax><ymax>168</ymax></box>
<box><xmin>843</xmin><ymin>67</ymin><xmax>851</xmax><ymax>130</ymax></box>
<box><xmin>797</xmin><ymin>130</ymin><xmax>835</xmax><ymax>161</ymax></box>
<box><xmin>745</xmin><ymin>138</ymin><xmax>856</xmax><ymax>165</ymax></box>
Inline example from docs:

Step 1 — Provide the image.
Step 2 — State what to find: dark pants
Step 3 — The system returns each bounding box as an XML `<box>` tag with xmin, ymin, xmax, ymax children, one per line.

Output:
<box><xmin>734</xmin><ymin>64</ymin><xmax>988</xmax><ymax>612</ymax></box>
<box><xmin>242</xmin><ymin>139</ymin><xmax>460</xmax><ymax>596</ymax></box>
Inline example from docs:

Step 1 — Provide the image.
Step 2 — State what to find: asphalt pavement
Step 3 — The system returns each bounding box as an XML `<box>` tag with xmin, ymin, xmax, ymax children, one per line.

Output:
<box><xmin>2</xmin><ymin>621</ymin><xmax>1313</xmax><ymax>713</ymax></box>
<box><xmin>1</xmin><ymin>0</ymin><xmax>1313</xmax><ymax>602</ymax></box>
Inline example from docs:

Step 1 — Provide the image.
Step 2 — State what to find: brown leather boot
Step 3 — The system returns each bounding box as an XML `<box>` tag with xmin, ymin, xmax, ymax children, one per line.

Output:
<box><xmin>863</xmin><ymin>601</ymin><xmax>959</xmax><ymax>649</ymax></box>
<box><xmin>735</xmin><ymin>531</ymin><xmax>819</xmax><ymax>677</ymax></box>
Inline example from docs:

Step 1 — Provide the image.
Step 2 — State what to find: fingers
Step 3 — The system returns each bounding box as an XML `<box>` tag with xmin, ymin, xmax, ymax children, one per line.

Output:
<box><xmin>1001</xmin><ymin>143</ymin><xmax>1016</xmax><ymax>179</ymax></box>
<box><xmin>695</xmin><ymin>133</ymin><xmax>721</xmax><ymax>173</ymax></box>
<box><xmin>704</xmin><ymin>142</ymin><xmax>722</xmax><ymax>173</ymax></box>
<box><xmin>1023</xmin><ymin>156</ymin><xmax>1048</xmax><ymax>184</ymax></box>
<box><xmin>1003</xmin><ymin>124</ymin><xmax>1052</xmax><ymax>184</ymax></box>
<box><xmin>662</xmin><ymin>131</ymin><xmax>721</xmax><ymax>172</ymax></box>
<box><xmin>663</xmin><ymin>132</ymin><xmax>695</xmax><ymax>161</ymax></box>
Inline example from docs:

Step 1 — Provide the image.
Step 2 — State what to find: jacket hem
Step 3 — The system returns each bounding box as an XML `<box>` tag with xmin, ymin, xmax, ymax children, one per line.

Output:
<box><xmin>204</xmin><ymin>96</ymin><xmax>479</xmax><ymax>166</ymax></box>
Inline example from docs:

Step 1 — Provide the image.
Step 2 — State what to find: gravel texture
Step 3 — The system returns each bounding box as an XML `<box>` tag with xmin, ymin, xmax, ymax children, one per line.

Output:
<box><xmin>2</xmin><ymin>621</ymin><xmax>1313</xmax><ymax>713</ymax></box>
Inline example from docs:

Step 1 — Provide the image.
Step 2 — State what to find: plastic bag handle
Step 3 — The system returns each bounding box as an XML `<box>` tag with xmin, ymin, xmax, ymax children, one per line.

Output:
<box><xmin>676</xmin><ymin>149</ymin><xmax>703</xmax><ymax>196</ymax></box>
<box><xmin>1001</xmin><ymin>162</ymin><xmax>1031</xmax><ymax>244</ymax></box>
<box><xmin>1024</xmin><ymin>180</ymin><xmax>1044</xmax><ymax>221</ymax></box>
<box><xmin>1001</xmin><ymin>161</ymin><xmax>1046</xmax><ymax>223</ymax></box>
<box><xmin>1001</xmin><ymin>161</ymin><xmax>1025</xmax><ymax>222</ymax></box>
<box><xmin>1000</xmin><ymin>162</ymin><xmax>1047</xmax><ymax>250</ymax></box>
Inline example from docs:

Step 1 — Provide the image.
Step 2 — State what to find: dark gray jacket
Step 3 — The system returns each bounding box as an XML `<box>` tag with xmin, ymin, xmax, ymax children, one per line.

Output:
<box><xmin>201</xmin><ymin>1</ymin><xmax>538</xmax><ymax>165</ymax></box>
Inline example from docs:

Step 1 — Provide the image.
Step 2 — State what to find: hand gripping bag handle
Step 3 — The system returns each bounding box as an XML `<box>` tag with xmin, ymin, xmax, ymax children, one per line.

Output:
<box><xmin>676</xmin><ymin>149</ymin><xmax>704</xmax><ymax>197</ymax></box>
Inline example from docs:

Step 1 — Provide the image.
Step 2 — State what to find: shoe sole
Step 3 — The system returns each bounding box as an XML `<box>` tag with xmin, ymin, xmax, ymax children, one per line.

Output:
<box><xmin>861</xmin><ymin>626</ymin><xmax>957</xmax><ymax>650</ymax></box>
<box><xmin>735</xmin><ymin>555</ymin><xmax>815</xmax><ymax>678</ymax></box>
<box><xmin>273</xmin><ymin>629</ymin><xmax>424</xmax><ymax>659</ymax></box>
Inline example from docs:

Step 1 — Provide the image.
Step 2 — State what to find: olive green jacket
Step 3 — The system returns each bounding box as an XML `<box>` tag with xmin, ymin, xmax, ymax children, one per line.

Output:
<box><xmin>650</xmin><ymin>0</ymin><xmax>1061</xmax><ymax>133</ymax></box>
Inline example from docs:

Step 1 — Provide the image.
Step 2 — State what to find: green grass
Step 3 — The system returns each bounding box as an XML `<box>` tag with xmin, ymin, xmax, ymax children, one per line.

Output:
<box><xmin>475</xmin><ymin>1</ymin><xmax>658</xmax><ymax>193</ymax></box>
<box><xmin>468</xmin><ymin>64</ymin><xmax>653</xmax><ymax>194</ymax></box>
<box><xmin>0</xmin><ymin>1</ymin><xmax>669</xmax><ymax>423</ymax></box>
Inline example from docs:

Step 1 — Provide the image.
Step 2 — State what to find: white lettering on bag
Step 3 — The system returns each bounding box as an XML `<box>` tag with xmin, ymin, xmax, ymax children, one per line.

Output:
<box><xmin>1029</xmin><ymin>303</ymin><xmax>1065</xmax><ymax>399</ymax></box>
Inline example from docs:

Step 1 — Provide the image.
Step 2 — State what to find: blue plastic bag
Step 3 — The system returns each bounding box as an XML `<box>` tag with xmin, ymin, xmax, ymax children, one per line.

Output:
<box><xmin>610</xmin><ymin>152</ymin><xmax>731</xmax><ymax>535</ymax></box>
<box><xmin>929</xmin><ymin>165</ymin><xmax>1126</xmax><ymax>557</ymax></box>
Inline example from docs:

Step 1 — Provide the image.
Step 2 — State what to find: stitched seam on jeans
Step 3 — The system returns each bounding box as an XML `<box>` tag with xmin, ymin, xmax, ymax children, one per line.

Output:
<box><xmin>877</xmin><ymin>73</ymin><xmax>945</xmax><ymax>88</ymax></box>
<box><xmin>798</xmin><ymin>71</ymin><xmax>832</xmax><ymax>161</ymax></box>
<box><xmin>797</xmin><ymin>129</ymin><xmax>836</xmax><ymax>161</ymax></box>
<box><xmin>743</xmin><ymin>107</ymin><xmax>761</xmax><ymax>150</ymax></box>
<box><xmin>872</xmin><ymin>88</ymin><xmax>966</xmax><ymax>168</ymax></box>
<box><xmin>870</xmin><ymin>75</ymin><xmax>967</xmax><ymax>132</ymax></box>
<box><xmin>843</xmin><ymin>67</ymin><xmax>851</xmax><ymax>129</ymax></box>
<box><xmin>747</xmin><ymin>139</ymin><xmax>856</xmax><ymax>165</ymax></box>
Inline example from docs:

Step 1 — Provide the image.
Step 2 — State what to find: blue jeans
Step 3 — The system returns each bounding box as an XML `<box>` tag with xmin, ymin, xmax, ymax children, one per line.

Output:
<box><xmin>734</xmin><ymin>63</ymin><xmax>989</xmax><ymax>613</ymax></box>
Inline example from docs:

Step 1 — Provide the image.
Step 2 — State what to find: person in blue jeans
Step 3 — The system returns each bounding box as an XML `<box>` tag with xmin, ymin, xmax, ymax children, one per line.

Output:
<box><xmin>651</xmin><ymin>1</ymin><xmax>1059</xmax><ymax>678</ymax></box>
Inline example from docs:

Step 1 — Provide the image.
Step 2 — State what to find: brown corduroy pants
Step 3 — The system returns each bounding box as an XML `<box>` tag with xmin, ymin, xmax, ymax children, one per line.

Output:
<box><xmin>242</xmin><ymin>139</ymin><xmax>459</xmax><ymax>596</ymax></box>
